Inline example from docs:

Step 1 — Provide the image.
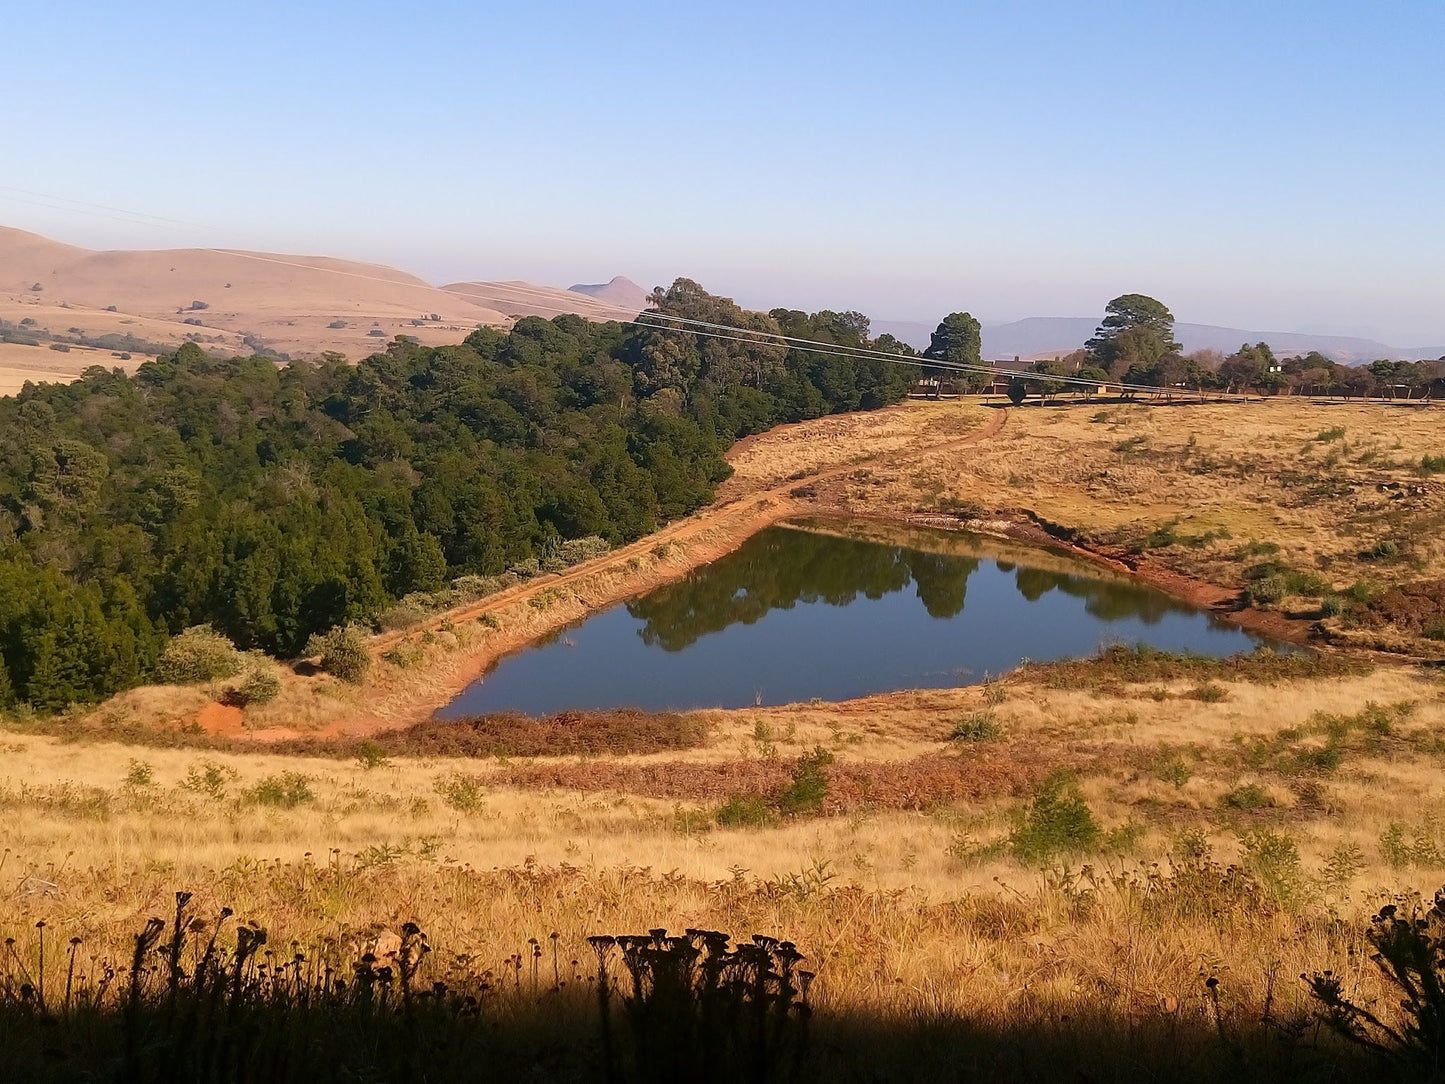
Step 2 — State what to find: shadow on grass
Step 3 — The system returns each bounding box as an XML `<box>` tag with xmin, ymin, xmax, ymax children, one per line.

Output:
<box><xmin>0</xmin><ymin>894</ymin><xmax>1402</xmax><ymax>1083</ymax></box>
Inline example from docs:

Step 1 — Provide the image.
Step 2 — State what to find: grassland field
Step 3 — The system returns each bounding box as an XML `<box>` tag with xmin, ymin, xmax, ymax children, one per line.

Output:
<box><xmin>5</xmin><ymin>395</ymin><xmax>1445</xmax><ymax>1079</ymax></box>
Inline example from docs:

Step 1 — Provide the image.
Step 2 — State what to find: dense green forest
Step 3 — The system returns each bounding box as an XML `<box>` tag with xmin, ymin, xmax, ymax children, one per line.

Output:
<box><xmin>0</xmin><ymin>280</ymin><xmax>911</xmax><ymax>711</ymax></box>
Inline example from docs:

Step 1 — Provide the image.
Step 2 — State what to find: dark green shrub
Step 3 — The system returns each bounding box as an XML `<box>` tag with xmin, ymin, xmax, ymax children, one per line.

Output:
<box><xmin>950</xmin><ymin>713</ymin><xmax>1002</xmax><ymax>742</ymax></box>
<box><xmin>355</xmin><ymin>740</ymin><xmax>390</xmax><ymax>770</ymax></box>
<box><xmin>1222</xmin><ymin>782</ymin><xmax>1272</xmax><ymax>810</ymax></box>
<box><xmin>1364</xmin><ymin>539</ymin><xmax>1401</xmax><ymax>561</ymax></box>
<box><xmin>1009</xmin><ymin>770</ymin><xmax>1102</xmax><ymax>863</ymax></box>
<box><xmin>1238</xmin><ymin>828</ymin><xmax>1302</xmax><ymax>900</ymax></box>
<box><xmin>1186</xmin><ymin>682</ymin><xmax>1227</xmax><ymax>703</ymax></box>
<box><xmin>1158</xmin><ymin>757</ymin><xmax>1192</xmax><ymax>787</ymax></box>
<box><xmin>777</xmin><ymin>747</ymin><xmax>834</xmax><ymax>817</ymax></box>
<box><xmin>1244</xmin><ymin>575</ymin><xmax>1289</xmax><ymax>605</ymax></box>
<box><xmin>181</xmin><ymin>760</ymin><xmax>235</xmax><ymax>800</ymax></box>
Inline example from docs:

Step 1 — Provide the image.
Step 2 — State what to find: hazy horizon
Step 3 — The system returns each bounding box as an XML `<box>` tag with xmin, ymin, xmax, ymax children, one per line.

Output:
<box><xmin>4</xmin><ymin>1</ymin><xmax>1441</xmax><ymax>344</ymax></box>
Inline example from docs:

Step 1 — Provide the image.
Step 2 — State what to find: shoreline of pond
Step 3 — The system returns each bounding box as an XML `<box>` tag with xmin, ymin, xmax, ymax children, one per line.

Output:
<box><xmin>433</xmin><ymin>515</ymin><xmax>1281</xmax><ymax>718</ymax></box>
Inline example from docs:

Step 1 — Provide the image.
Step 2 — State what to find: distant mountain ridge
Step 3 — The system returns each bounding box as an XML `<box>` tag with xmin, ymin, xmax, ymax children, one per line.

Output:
<box><xmin>873</xmin><ymin>316</ymin><xmax>1442</xmax><ymax>365</ymax></box>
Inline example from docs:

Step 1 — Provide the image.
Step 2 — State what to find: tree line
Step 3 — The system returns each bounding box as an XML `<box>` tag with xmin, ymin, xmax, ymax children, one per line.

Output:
<box><xmin>0</xmin><ymin>280</ymin><xmax>911</xmax><ymax>712</ymax></box>
<box><xmin>1010</xmin><ymin>293</ymin><xmax>1445</xmax><ymax>400</ymax></box>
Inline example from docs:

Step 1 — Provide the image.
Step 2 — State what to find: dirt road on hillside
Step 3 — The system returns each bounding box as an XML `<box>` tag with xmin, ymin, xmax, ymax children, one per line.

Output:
<box><xmin>372</xmin><ymin>407</ymin><xmax>1011</xmax><ymax>651</ymax></box>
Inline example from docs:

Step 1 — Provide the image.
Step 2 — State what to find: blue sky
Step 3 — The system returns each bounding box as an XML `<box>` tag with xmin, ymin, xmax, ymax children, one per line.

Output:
<box><xmin>3</xmin><ymin>1</ymin><xmax>1442</xmax><ymax>343</ymax></box>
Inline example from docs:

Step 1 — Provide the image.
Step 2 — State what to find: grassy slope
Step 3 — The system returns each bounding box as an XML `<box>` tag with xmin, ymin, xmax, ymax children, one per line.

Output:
<box><xmin>4</xmin><ymin>397</ymin><xmax>1445</xmax><ymax>1078</ymax></box>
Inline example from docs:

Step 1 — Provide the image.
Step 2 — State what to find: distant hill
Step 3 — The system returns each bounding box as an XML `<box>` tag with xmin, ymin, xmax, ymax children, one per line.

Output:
<box><xmin>873</xmin><ymin>314</ymin><xmax>1440</xmax><ymax>365</ymax></box>
<box><xmin>0</xmin><ymin>225</ymin><xmax>509</xmax><ymax>365</ymax></box>
<box><xmin>568</xmin><ymin>275</ymin><xmax>650</xmax><ymax>314</ymax></box>
<box><xmin>0</xmin><ymin>227</ymin><xmax>660</xmax><ymax>379</ymax></box>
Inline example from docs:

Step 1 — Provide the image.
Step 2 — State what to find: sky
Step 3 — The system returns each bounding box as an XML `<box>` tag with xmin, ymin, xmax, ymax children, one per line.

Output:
<box><xmin>3</xmin><ymin>1</ymin><xmax>1442</xmax><ymax>344</ymax></box>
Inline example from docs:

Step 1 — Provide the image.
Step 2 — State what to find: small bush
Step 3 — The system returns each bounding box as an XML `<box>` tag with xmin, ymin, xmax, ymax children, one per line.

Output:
<box><xmin>1343</xmin><ymin>579</ymin><xmax>1378</xmax><ymax>604</ymax></box>
<box><xmin>950</xmin><ymin>713</ymin><xmax>1002</xmax><ymax>742</ymax></box>
<box><xmin>305</xmin><ymin>625</ymin><xmax>372</xmax><ymax>684</ymax></box>
<box><xmin>777</xmin><ymin>747</ymin><xmax>833</xmax><ymax>817</ymax></box>
<box><xmin>181</xmin><ymin>760</ymin><xmax>235</xmax><ymax>800</ymax></box>
<box><xmin>381</xmin><ymin>642</ymin><xmax>425</xmax><ymax>668</ymax></box>
<box><xmin>1313</xmin><ymin>426</ymin><xmax>1346</xmax><ymax>443</ymax></box>
<box><xmin>508</xmin><ymin>557</ymin><xmax>542</xmax><ymax>578</ymax></box>
<box><xmin>1222</xmin><ymin>782</ymin><xmax>1272</xmax><ymax>810</ymax></box>
<box><xmin>1239</xmin><ymin>828</ymin><xmax>1302</xmax><ymax>901</ymax></box>
<box><xmin>1158</xmin><ymin>757</ymin><xmax>1192</xmax><ymax>787</ymax></box>
<box><xmin>1244</xmin><ymin>576</ymin><xmax>1289</xmax><ymax>606</ymax></box>
<box><xmin>717</xmin><ymin>793</ymin><xmax>778</xmax><ymax>828</ymax></box>
<box><xmin>1244</xmin><ymin>561</ymin><xmax>1328</xmax><ymax>601</ymax></box>
<box><xmin>248</xmin><ymin>772</ymin><xmax>313</xmax><ymax>808</ymax></box>
<box><xmin>434</xmin><ymin>771</ymin><xmax>485</xmax><ymax>812</ymax></box>
<box><xmin>1186</xmin><ymin>682</ymin><xmax>1227</xmax><ymax>703</ymax></box>
<box><xmin>1380</xmin><ymin>820</ymin><xmax>1444</xmax><ymax>870</ymax></box>
<box><xmin>157</xmin><ymin>625</ymin><xmax>245</xmax><ymax>684</ymax></box>
<box><xmin>1009</xmin><ymin>770</ymin><xmax>1102</xmax><ymax>864</ymax></box>
<box><xmin>1418</xmin><ymin>454</ymin><xmax>1445</xmax><ymax>475</ymax></box>
<box><xmin>557</xmin><ymin>535</ymin><xmax>610</xmax><ymax>566</ymax></box>
<box><xmin>1364</xmin><ymin>539</ymin><xmax>1401</xmax><ymax>561</ymax></box>
<box><xmin>378</xmin><ymin>602</ymin><xmax>428</xmax><ymax>632</ymax></box>
<box><xmin>355</xmin><ymin>740</ymin><xmax>390</xmax><ymax>770</ymax></box>
<box><xmin>230</xmin><ymin>665</ymin><xmax>280</xmax><ymax>706</ymax></box>
<box><xmin>123</xmin><ymin>759</ymin><xmax>154</xmax><ymax>790</ymax></box>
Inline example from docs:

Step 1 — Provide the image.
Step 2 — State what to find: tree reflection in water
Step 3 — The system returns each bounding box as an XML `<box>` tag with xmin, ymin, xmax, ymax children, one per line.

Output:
<box><xmin>629</xmin><ymin>525</ymin><xmax>1194</xmax><ymax>653</ymax></box>
<box><xmin>437</xmin><ymin>520</ymin><xmax>1264</xmax><ymax>717</ymax></box>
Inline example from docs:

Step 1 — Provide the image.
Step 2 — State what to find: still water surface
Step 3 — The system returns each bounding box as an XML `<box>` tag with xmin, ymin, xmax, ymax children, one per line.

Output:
<box><xmin>438</xmin><ymin>520</ymin><xmax>1268</xmax><ymax>716</ymax></box>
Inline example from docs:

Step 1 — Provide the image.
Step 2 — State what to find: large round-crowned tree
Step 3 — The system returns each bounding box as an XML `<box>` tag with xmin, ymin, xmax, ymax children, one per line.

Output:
<box><xmin>1086</xmin><ymin>294</ymin><xmax>1180</xmax><ymax>378</ymax></box>
<box><xmin>923</xmin><ymin>312</ymin><xmax>988</xmax><ymax>392</ymax></box>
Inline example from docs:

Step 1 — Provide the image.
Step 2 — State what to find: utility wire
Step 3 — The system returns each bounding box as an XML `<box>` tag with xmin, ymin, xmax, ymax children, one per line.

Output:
<box><xmin>1</xmin><ymin>184</ymin><xmax>1247</xmax><ymax>398</ymax></box>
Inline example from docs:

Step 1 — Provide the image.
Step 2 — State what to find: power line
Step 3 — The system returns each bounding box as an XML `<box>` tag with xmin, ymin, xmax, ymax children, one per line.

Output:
<box><xmin>1</xmin><ymin>184</ymin><xmax>1246</xmax><ymax>398</ymax></box>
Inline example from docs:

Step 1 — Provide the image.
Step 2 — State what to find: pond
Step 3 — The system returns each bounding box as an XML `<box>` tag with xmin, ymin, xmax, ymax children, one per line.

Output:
<box><xmin>437</xmin><ymin>519</ymin><xmax>1271</xmax><ymax>717</ymax></box>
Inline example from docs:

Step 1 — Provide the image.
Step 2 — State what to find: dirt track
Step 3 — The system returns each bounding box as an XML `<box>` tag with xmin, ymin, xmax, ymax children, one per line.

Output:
<box><xmin>231</xmin><ymin>399</ymin><xmax>1351</xmax><ymax>742</ymax></box>
<box><xmin>233</xmin><ymin>407</ymin><xmax>1015</xmax><ymax>740</ymax></box>
<box><xmin>373</xmin><ymin>406</ymin><xmax>1012</xmax><ymax>651</ymax></box>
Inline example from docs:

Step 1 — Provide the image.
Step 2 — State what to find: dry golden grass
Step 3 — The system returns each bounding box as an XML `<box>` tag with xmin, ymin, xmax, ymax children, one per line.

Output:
<box><xmin>860</xmin><ymin>399</ymin><xmax>1445</xmax><ymax>592</ymax></box>
<box><xmin>6</xmin><ymin>658</ymin><xmax>1444</xmax><ymax>1012</ymax></box>
<box><xmin>10</xmin><ymin>395</ymin><xmax>1445</xmax><ymax>1073</ymax></box>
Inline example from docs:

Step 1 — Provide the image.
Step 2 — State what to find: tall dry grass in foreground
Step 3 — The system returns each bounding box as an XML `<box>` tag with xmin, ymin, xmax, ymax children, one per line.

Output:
<box><xmin>0</xmin><ymin>858</ymin><xmax>1428</xmax><ymax>1081</ymax></box>
<box><xmin>4</xmin><ymin>645</ymin><xmax>1445</xmax><ymax>1077</ymax></box>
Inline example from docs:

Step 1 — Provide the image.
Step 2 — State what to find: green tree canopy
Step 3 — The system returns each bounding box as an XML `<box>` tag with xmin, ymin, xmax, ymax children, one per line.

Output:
<box><xmin>0</xmin><ymin>280</ymin><xmax>912</xmax><ymax>712</ymax></box>
<box><xmin>1086</xmin><ymin>294</ymin><xmax>1180</xmax><ymax>378</ymax></box>
<box><xmin>923</xmin><ymin>312</ymin><xmax>987</xmax><ymax>392</ymax></box>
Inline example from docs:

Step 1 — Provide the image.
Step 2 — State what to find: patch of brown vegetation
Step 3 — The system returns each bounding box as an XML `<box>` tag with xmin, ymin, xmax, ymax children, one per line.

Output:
<box><xmin>500</xmin><ymin>746</ymin><xmax>1074</xmax><ymax>812</ymax></box>
<box><xmin>1016</xmin><ymin>643</ymin><xmax>1374</xmax><ymax>693</ymax></box>
<box><xmin>276</xmin><ymin>709</ymin><xmax>710</xmax><ymax>759</ymax></box>
<box><xmin>1360</xmin><ymin>579</ymin><xmax>1445</xmax><ymax>636</ymax></box>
